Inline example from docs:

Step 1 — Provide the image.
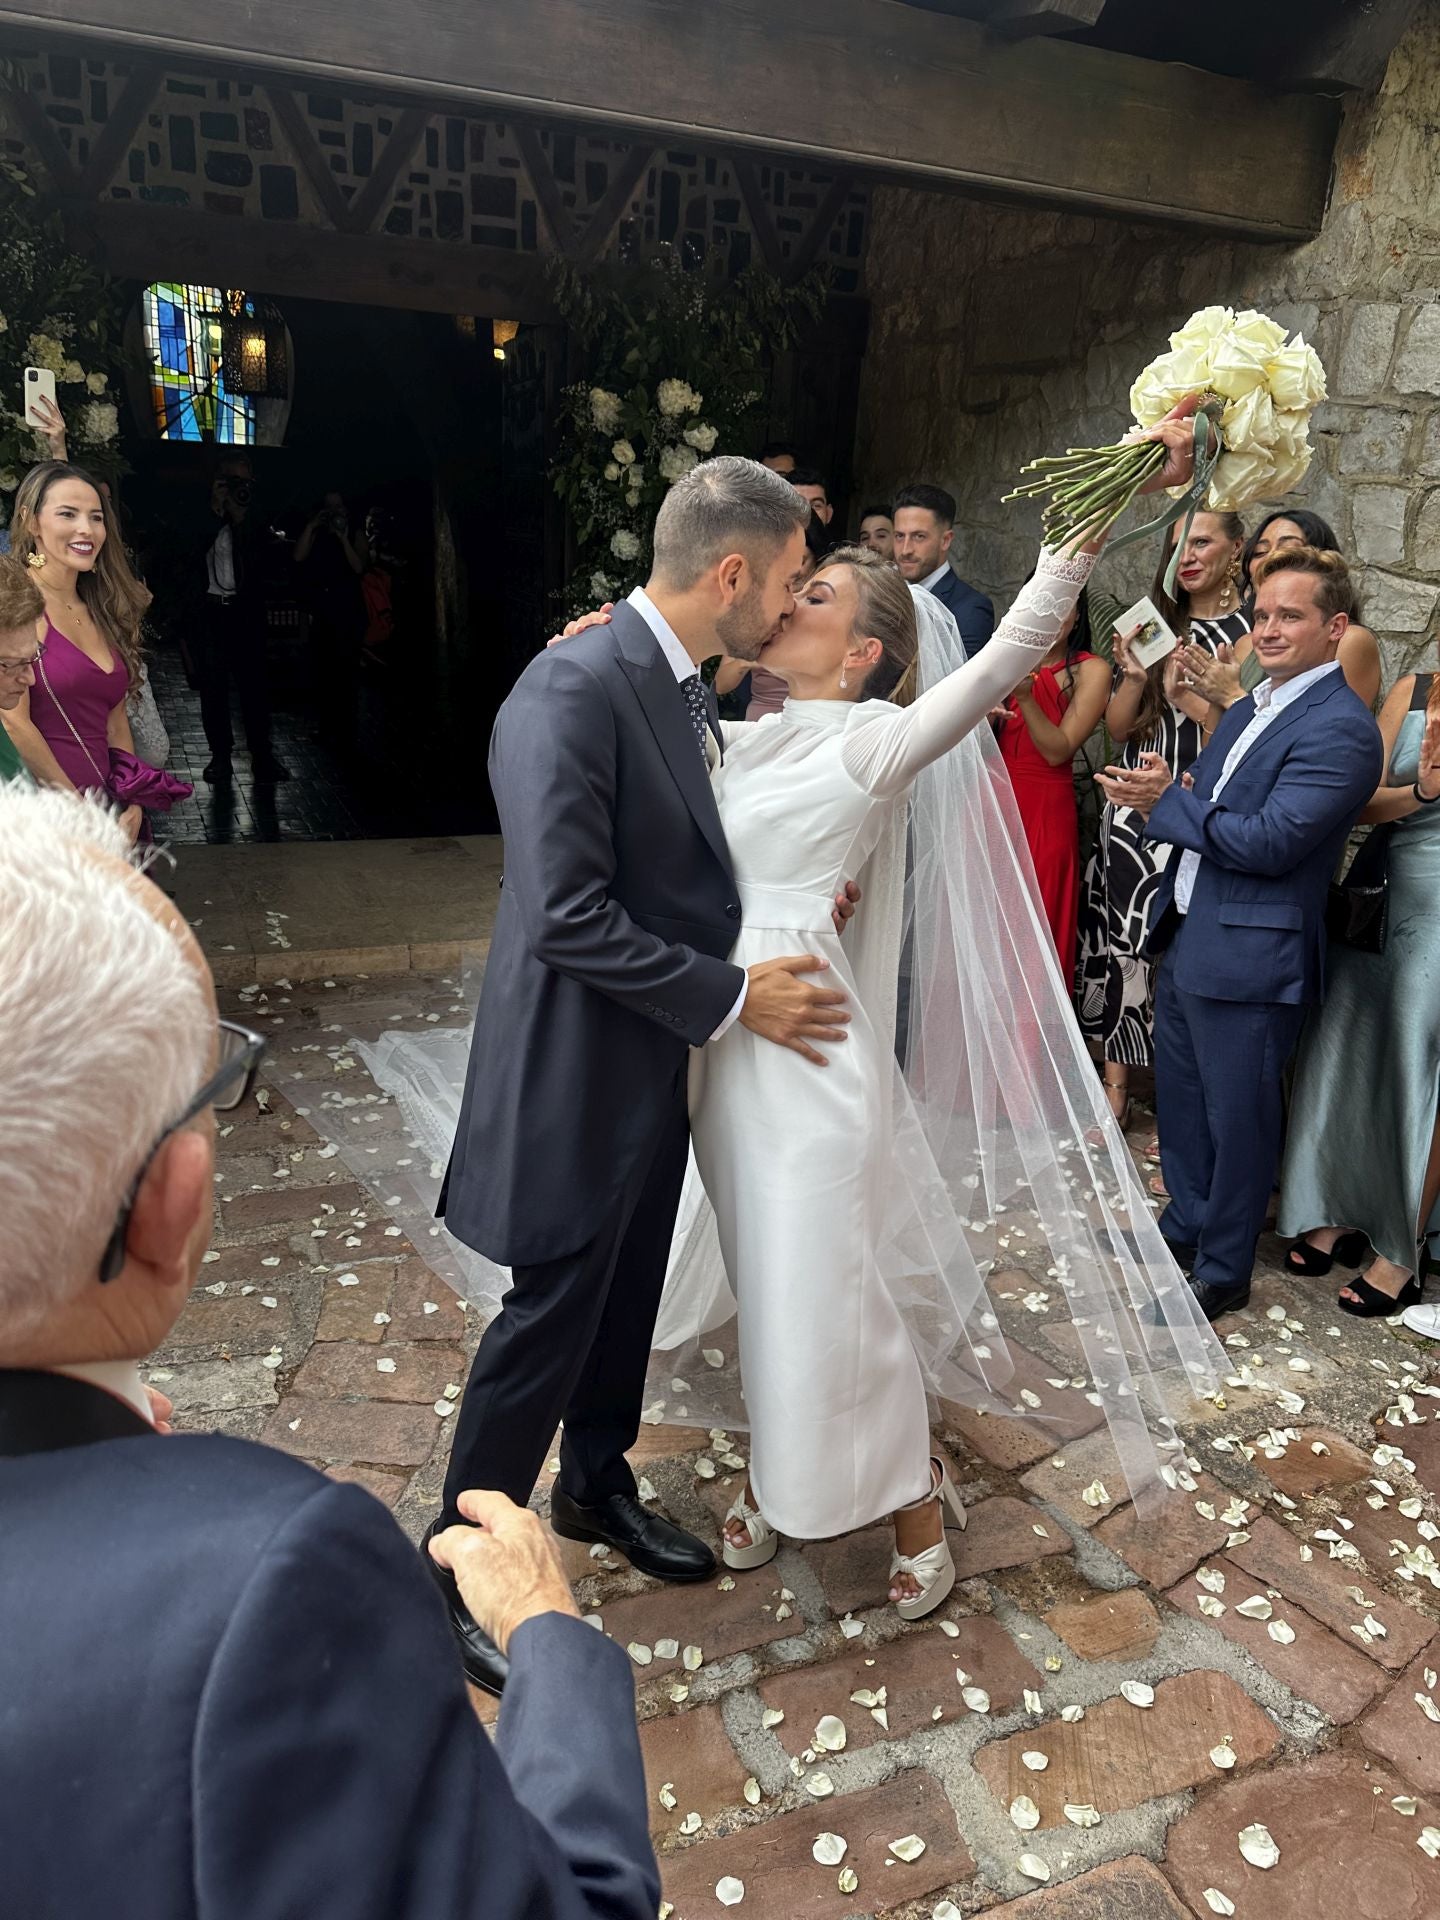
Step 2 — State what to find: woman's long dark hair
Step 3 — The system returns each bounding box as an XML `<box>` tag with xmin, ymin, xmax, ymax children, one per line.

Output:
<box><xmin>11</xmin><ymin>462</ymin><xmax>151</xmax><ymax>695</ymax></box>
<box><xmin>1241</xmin><ymin>508</ymin><xmax>1339</xmax><ymax>590</ymax></box>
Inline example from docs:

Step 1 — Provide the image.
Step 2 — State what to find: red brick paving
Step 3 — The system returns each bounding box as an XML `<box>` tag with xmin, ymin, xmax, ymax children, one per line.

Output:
<box><xmin>159</xmin><ymin>975</ymin><xmax>1440</xmax><ymax>1917</ymax></box>
<box><xmin>658</xmin><ymin>1769</ymin><xmax>974</xmax><ymax>1918</ymax></box>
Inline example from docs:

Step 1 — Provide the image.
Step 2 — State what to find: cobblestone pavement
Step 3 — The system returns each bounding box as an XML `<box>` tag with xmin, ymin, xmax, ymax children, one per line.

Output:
<box><xmin>163</xmin><ymin>968</ymin><xmax>1440</xmax><ymax>1919</ymax></box>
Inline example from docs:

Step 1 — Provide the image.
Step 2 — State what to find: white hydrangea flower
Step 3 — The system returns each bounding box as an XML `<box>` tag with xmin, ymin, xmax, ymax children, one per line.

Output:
<box><xmin>61</xmin><ymin>360</ymin><xmax>85</xmax><ymax>385</ymax></box>
<box><xmin>589</xmin><ymin>387</ymin><xmax>623</xmax><ymax>434</ymax></box>
<box><xmin>683</xmin><ymin>422</ymin><xmax>718</xmax><ymax>453</ymax></box>
<box><xmin>25</xmin><ymin>334</ymin><xmax>65</xmax><ymax>375</ymax></box>
<box><xmin>612</xmin><ymin>439</ymin><xmax>636</xmax><ymax>466</ymax></box>
<box><xmin>603</xmin><ymin>461</ymin><xmax>620</xmax><ymax>482</ymax></box>
<box><xmin>0</xmin><ymin>470</ymin><xmax>18</xmax><ymax>491</ymax></box>
<box><xmin>85</xmin><ymin>371</ymin><xmax>108</xmax><ymax>395</ymax></box>
<box><xmin>589</xmin><ymin>570</ymin><xmax>612</xmax><ymax>599</ymax></box>
<box><xmin>610</xmin><ymin>528</ymin><xmax>641</xmax><ymax>561</ymax></box>
<box><xmin>80</xmin><ymin>401</ymin><xmax>120</xmax><ymax>444</ymax></box>
<box><xmin>656</xmin><ymin>378</ymin><xmax>702</xmax><ymax>417</ymax></box>
<box><xmin>659</xmin><ymin>443</ymin><xmax>699</xmax><ymax>484</ymax></box>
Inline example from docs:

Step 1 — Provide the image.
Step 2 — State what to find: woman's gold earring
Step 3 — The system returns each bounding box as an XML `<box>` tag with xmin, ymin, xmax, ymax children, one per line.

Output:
<box><xmin>1219</xmin><ymin>557</ymin><xmax>1241</xmax><ymax>613</ymax></box>
<box><xmin>24</xmin><ymin>550</ymin><xmax>44</xmax><ymax>571</ymax></box>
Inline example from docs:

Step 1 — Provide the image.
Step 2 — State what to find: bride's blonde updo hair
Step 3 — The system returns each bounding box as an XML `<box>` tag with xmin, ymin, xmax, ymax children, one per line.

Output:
<box><xmin>822</xmin><ymin>544</ymin><xmax>920</xmax><ymax>706</ymax></box>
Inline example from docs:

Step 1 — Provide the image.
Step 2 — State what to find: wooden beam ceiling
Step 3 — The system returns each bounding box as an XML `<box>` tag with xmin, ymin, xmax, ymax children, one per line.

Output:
<box><xmin>986</xmin><ymin>0</ymin><xmax>1107</xmax><ymax>39</ymax></box>
<box><xmin>1279</xmin><ymin>0</ymin><xmax>1422</xmax><ymax>93</ymax></box>
<box><xmin>0</xmin><ymin>0</ymin><xmax>1337</xmax><ymax>238</ymax></box>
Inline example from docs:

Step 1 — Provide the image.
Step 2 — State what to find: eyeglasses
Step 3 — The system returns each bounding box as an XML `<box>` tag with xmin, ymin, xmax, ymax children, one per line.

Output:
<box><xmin>99</xmin><ymin>1019</ymin><xmax>267</xmax><ymax>1284</ymax></box>
<box><xmin>0</xmin><ymin>638</ymin><xmax>45</xmax><ymax>675</ymax></box>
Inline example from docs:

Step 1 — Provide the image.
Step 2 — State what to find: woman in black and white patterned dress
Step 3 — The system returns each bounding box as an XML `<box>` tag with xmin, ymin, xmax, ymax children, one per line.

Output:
<box><xmin>1076</xmin><ymin>511</ymin><xmax>1248</xmax><ymax>1129</ymax></box>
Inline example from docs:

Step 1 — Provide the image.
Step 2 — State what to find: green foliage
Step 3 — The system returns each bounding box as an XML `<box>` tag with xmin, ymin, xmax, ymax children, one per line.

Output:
<box><xmin>0</xmin><ymin>132</ymin><xmax>131</xmax><ymax>500</ymax></box>
<box><xmin>549</xmin><ymin>246</ymin><xmax>826</xmax><ymax>611</ymax></box>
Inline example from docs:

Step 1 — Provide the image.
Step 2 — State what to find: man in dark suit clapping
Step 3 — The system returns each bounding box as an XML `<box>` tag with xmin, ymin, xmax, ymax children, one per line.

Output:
<box><xmin>0</xmin><ymin>784</ymin><xmax>661</xmax><ymax>1920</ymax></box>
<box><xmin>1097</xmin><ymin>547</ymin><xmax>1383</xmax><ymax>1321</ymax></box>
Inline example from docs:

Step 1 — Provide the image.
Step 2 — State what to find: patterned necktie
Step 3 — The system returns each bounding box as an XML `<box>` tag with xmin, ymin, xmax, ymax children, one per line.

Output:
<box><xmin>681</xmin><ymin>673</ymin><xmax>712</xmax><ymax>766</ymax></box>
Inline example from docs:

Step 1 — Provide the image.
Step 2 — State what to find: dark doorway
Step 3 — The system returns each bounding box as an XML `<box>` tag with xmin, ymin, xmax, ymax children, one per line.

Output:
<box><xmin>126</xmin><ymin>296</ymin><xmax>560</xmax><ymax>844</ymax></box>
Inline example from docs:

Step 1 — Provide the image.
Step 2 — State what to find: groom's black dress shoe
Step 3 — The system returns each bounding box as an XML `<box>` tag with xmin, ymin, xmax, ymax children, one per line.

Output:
<box><xmin>550</xmin><ymin>1489</ymin><xmax>716</xmax><ymax>1583</ymax></box>
<box><xmin>1188</xmin><ymin>1275</ymin><xmax>1250</xmax><ymax>1323</ymax></box>
<box><xmin>421</xmin><ymin>1519</ymin><xmax>510</xmax><ymax>1697</ymax></box>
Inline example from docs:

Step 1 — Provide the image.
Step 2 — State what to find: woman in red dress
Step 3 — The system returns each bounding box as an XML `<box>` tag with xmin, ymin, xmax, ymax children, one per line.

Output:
<box><xmin>993</xmin><ymin>584</ymin><xmax>1109</xmax><ymax>988</ymax></box>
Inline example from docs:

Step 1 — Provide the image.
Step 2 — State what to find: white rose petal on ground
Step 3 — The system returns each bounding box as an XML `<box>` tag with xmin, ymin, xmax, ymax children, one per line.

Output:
<box><xmin>683</xmin><ymin>1645</ymin><xmax>704</xmax><ymax>1671</ymax></box>
<box><xmin>1199</xmin><ymin>1595</ymin><xmax>1227</xmax><ymax>1618</ymax></box>
<box><xmin>1235</xmin><ymin>1596</ymin><xmax>1273</xmax><ymax>1621</ymax></box>
<box><xmin>654</xmin><ymin>1638</ymin><xmax>680</xmax><ymax>1660</ymax></box>
<box><xmin>1018</xmin><ymin>1854</ymin><xmax>1051</xmax><ymax>1883</ymax></box>
<box><xmin>934</xmin><ymin>1906</ymin><xmax>963</xmax><ymax>1920</ymax></box>
<box><xmin>1010</xmin><ymin>1797</ymin><xmax>1041</xmax><ymax>1830</ymax></box>
<box><xmin>840</xmin><ymin>1615</ymin><xmax>865</xmax><ymax>1639</ymax></box>
<box><xmin>658</xmin><ymin>1783</ymin><xmax>677</xmax><ymax>1810</ymax></box>
<box><xmin>1202</xmin><ymin>1891</ymin><xmax>1236</xmax><ymax>1916</ymax></box>
<box><xmin>812</xmin><ymin>1833</ymin><xmax>847</xmax><ymax>1865</ymax></box>
<box><xmin>1060</xmin><ymin>1705</ymin><xmax>1086</xmax><ymax>1723</ymax></box>
<box><xmin>1268</xmin><ymin>1619</ymin><xmax>1297</xmax><ymax>1644</ymax></box>
<box><xmin>962</xmin><ymin>1686</ymin><xmax>991</xmax><ymax>1713</ymax></box>
<box><xmin>889</xmin><ymin>1835</ymin><xmax>926</xmax><ymax>1862</ymax></box>
<box><xmin>1393</xmin><ymin>1795</ymin><xmax>1418</xmax><ymax>1816</ymax></box>
<box><xmin>806</xmin><ymin>1773</ymin><xmax>835</xmax><ymax>1798</ymax></box>
<box><xmin>1021</xmin><ymin>1751</ymin><xmax>1050</xmax><ymax>1771</ymax></box>
<box><xmin>1210</xmin><ymin>1741</ymin><xmax>1236</xmax><ymax>1770</ymax></box>
<box><xmin>1024</xmin><ymin>1688</ymin><xmax>1044</xmax><ymax>1714</ymax></box>
<box><xmin>716</xmin><ymin>1876</ymin><xmax>745</xmax><ymax>1906</ymax></box>
<box><xmin>743</xmin><ymin>1778</ymin><xmax>761</xmax><ymax>1806</ymax></box>
<box><xmin>1238</xmin><ymin>1822</ymin><xmax>1280</xmax><ymax>1868</ymax></box>
<box><xmin>938</xmin><ymin>1620</ymin><xmax>961</xmax><ymax>1638</ymax></box>
<box><xmin>1415</xmin><ymin>1692</ymin><xmax>1440</xmax><ymax>1724</ymax></box>
<box><xmin>837</xmin><ymin>1866</ymin><xmax>859</xmax><ymax>1894</ymax></box>
<box><xmin>814</xmin><ymin>1716</ymin><xmax>847</xmax><ymax>1752</ymax></box>
<box><xmin>1081</xmin><ymin>1480</ymin><xmax>1110</xmax><ymax>1507</ymax></box>
<box><xmin>1196</xmin><ymin>1567</ymin><xmax>1226</xmax><ymax>1594</ymax></box>
<box><xmin>1121</xmin><ymin>1681</ymin><xmax>1155</xmax><ymax>1707</ymax></box>
<box><xmin>761</xmin><ymin>1707</ymin><xmax>785</xmax><ymax>1728</ymax></box>
<box><xmin>627</xmin><ymin>1643</ymin><xmax>653</xmax><ymax>1666</ymax></box>
<box><xmin>1064</xmin><ymin>1805</ymin><xmax>1102</xmax><ymax>1828</ymax></box>
<box><xmin>1418</xmin><ymin>1827</ymin><xmax>1440</xmax><ymax>1858</ymax></box>
<box><xmin>679</xmin><ymin>1812</ymin><xmax>702</xmax><ymax>1836</ymax></box>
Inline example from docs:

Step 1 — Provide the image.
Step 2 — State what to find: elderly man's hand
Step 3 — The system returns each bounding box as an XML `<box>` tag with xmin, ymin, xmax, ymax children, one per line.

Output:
<box><xmin>428</xmin><ymin>1490</ymin><xmax>581</xmax><ymax>1654</ymax></box>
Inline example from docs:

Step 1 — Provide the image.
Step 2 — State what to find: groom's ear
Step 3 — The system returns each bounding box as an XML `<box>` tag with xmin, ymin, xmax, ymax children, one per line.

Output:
<box><xmin>715</xmin><ymin>551</ymin><xmax>745</xmax><ymax>603</ymax></box>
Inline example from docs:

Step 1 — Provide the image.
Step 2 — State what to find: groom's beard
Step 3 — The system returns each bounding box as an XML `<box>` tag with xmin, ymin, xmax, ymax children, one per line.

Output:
<box><xmin>714</xmin><ymin>582</ymin><xmax>774</xmax><ymax>664</ymax></box>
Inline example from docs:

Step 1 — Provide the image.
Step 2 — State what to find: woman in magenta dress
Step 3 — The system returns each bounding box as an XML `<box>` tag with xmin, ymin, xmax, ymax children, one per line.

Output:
<box><xmin>992</xmin><ymin>583</ymin><xmax>1109</xmax><ymax>988</ymax></box>
<box><xmin>0</xmin><ymin>463</ymin><xmax>151</xmax><ymax>845</ymax></box>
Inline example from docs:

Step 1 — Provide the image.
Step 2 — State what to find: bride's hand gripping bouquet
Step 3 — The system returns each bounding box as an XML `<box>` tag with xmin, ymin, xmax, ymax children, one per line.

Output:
<box><xmin>1004</xmin><ymin>307</ymin><xmax>1327</xmax><ymax>587</ymax></box>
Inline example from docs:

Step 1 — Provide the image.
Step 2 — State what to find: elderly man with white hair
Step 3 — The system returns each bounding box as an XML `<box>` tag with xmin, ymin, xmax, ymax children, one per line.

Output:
<box><xmin>0</xmin><ymin>786</ymin><xmax>659</xmax><ymax>1920</ymax></box>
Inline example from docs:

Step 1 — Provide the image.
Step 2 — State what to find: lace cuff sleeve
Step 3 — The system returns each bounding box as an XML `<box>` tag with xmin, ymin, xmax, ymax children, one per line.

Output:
<box><xmin>997</xmin><ymin>545</ymin><xmax>1097</xmax><ymax>654</ymax></box>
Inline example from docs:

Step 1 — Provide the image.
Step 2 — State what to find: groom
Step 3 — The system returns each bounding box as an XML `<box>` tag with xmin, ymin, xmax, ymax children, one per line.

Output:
<box><xmin>429</xmin><ymin>457</ymin><xmax>852</xmax><ymax>1692</ymax></box>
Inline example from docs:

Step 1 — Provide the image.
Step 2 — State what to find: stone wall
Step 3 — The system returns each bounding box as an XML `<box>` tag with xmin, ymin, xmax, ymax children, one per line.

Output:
<box><xmin>855</xmin><ymin>2</ymin><xmax>1440</xmax><ymax>679</ymax></box>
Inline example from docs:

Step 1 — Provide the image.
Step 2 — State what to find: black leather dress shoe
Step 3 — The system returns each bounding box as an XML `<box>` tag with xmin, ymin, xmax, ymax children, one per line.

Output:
<box><xmin>1188</xmin><ymin>1275</ymin><xmax>1250</xmax><ymax>1322</ymax></box>
<box><xmin>550</xmin><ymin>1489</ymin><xmax>716</xmax><ymax>1583</ymax></box>
<box><xmin>420</xmin><ymin>1519</ymin><xmax>510</xmax><ymax>1697</ymax></box>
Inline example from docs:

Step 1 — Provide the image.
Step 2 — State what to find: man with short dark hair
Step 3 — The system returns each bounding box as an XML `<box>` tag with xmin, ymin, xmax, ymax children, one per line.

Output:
<box><xmin>857</xmin><ymin>506</ymin><xmax>894</xmax><ymax>562</ymax></box>
<box><xmin>893</xmin><ymin>483</ymin><xmax>995</xmax><ymax>655</ymax></box>
<box><xmin>434</xmin><ymin>456</ymin><xmax>853</xmax><ymax>1693</ymax></box>
<box><xmin>1097</xmin><ymin>545</ymin><xmax>1383</xmax><ymax>1320</ymax></box>
<box><xmin>759</xmin><ymin>439</ymin><xmax>798</xmax><ymax>476</ymax></box>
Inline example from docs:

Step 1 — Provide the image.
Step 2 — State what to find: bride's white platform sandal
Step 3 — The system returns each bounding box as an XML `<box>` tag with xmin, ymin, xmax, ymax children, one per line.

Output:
<box><xmin>722</xmin><ymin>1485</ymin><xmax>780</xmax><ymax>1572</ymax></box>
<box><xmin>889</xmin><ymin>1456</ymin><xmax>967</xmax><ymax>1621</ymax></box>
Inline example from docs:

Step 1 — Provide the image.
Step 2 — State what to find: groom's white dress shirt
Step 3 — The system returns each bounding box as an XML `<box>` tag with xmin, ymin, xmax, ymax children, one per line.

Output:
<box><xmin>626</xmin><ymin>588</ymin><xmax>747</xmax><ymax>1040</ymax></box>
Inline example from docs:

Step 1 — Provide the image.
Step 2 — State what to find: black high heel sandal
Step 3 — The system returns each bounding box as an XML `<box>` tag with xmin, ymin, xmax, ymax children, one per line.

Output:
<box><xmin>1337</xmin><ymin>1243</ymin><xmax>1431</xmax><ymax>1319</ymax></box>
<box><xmin>1285</xmin><ymin>1229</ymin><xmax>1368</xmax><ymax>1278</ymax></box>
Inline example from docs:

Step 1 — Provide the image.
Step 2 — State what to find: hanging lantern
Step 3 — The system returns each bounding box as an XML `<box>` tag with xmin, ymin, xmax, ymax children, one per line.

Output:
<box><xmin>221</xmin><ymin>291</ymin><xmax>289</xmax><ymax>398</ymax></box>
<box><xmin>492</xmin><ymin>317</ymin><xmax>519</xmax><ymax>361</ymax></box>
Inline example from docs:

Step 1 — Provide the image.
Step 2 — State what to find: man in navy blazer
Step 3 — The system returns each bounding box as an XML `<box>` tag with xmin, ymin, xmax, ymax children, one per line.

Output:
<box><xmin>1098</xmin><ymin>547</ymin><xmax>1383</xmax><ymax>1319</ymax></box>
<box><xmin>0</xmin><ymin>784</ymin><xmax>660</xmax><ymax>1920</ymax></box>
<box><xmin>893</xmin><ymin>483</ymin><xmax>996</xmax><ymax>655</ymax></box>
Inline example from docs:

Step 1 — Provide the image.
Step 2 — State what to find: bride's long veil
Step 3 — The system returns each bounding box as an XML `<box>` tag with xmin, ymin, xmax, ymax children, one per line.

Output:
<box><xmin>650</xmin><ymin>589</ymin><xmax>1223</xmax><ymax>1508</ymax></box>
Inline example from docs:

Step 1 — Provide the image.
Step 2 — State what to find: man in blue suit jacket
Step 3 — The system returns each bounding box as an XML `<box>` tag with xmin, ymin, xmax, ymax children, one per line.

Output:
<box><xmin>1098</xmin><ymin>548</ymin><xmax>1383</xmax><ymax>1320</ymax></box>
<box><xmin>893</xmin><ymin>483</ymin><xmax>996</xmax><ymax>655</ymax></box>
<box><xmin>0</xmin><ymin>783</ymin><xmax>660</xmax><ymax>1920</ymax></box>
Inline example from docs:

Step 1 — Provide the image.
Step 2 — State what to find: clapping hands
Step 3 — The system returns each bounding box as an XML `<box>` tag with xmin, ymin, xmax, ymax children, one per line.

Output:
<box><xmin>1096</xmin><ymin>750</ymin><xmax>1178</xmax><ymax>817</ymax></box>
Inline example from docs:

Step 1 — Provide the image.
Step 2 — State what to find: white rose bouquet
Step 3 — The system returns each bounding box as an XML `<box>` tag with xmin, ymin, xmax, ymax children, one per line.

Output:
<box><xmin>1005</xmin><ymin>308</ymin><xmax>1327</xmax><ymax>561</ymax></box>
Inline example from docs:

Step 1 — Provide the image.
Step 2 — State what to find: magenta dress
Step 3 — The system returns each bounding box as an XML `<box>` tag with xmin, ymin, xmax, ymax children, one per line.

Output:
<box><xmin>28</xmin><ymin>619</ymin><xmax>129</xmax><ymax>795</ymax></box>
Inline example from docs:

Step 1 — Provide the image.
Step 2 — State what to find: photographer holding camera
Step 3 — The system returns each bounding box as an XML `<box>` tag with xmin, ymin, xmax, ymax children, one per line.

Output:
<box><xmin>198</xmin><ymin>453</ymin><xmax>288</xmax><ymax>785</ymax></box>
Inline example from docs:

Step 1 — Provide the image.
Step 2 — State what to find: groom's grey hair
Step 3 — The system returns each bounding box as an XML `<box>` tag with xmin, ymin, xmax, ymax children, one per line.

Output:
<box><xmin>0</xmin><ymin>784</ymin><xmax>212</xmax><ymax>1336</ymax></box>
<box><xmin>651</xmin><ymin>455</ymin><xmax>810</xmax><ymax>591</ymax></box>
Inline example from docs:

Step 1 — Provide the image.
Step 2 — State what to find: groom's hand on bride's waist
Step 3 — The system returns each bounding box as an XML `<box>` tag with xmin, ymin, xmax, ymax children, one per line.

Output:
<box><xmin>832</xmin><ymin>879</ymin><xmax>861</xmax><ymax>935</ymax></box>
<box><xmin>740</xmin><ymin>954</ymin><xmax>850</xmax><ymax>1066</ymax></box>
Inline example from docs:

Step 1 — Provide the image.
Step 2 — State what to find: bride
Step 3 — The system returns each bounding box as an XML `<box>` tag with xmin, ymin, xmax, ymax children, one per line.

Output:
<box><xmin>352</xmin><ymin>401</ymin><xmax>1224</xmax><ymax>1622</ymax></box>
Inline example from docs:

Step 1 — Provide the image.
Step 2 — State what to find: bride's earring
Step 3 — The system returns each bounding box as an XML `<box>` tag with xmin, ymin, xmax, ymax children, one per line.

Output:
<box><xmin>839</xmin><ymin>666</ymin><xmax>848</xmax><ymax>690</ymax></box>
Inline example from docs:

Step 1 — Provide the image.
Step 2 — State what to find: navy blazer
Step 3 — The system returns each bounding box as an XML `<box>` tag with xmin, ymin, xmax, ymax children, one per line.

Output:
<box><xmin>442</xmin><ymin>602</ymin><xmax>746</xmax><ymax>1266</ymax></box>
<box><xmin>1143</xmin><ymin>665</ymin><xmax>1382</xmax><ymax>1005</ymax></box>
<box><xmin>929</xmin><ymin>565</ymin><xmax>996</xmax><ymax>656</ymax></box>
<box><xmin>0</xmin><ymin>1370</ymin><xmax>660</xmax><ymax>1920</ymax></box>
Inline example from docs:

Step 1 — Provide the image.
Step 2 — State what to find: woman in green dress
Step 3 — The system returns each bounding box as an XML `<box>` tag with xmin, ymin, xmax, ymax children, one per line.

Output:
<box><xmin>1277</xmin><ymin>670</ymin><xmax>1440</xmax><ymax>1314</ymax></box>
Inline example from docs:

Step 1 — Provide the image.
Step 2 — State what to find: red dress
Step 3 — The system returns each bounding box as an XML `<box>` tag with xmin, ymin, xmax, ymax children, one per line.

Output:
<box><xmin>996</xmin><ymin>654</ymin><xmax>1094</xmax><ymax>988</ymax></box>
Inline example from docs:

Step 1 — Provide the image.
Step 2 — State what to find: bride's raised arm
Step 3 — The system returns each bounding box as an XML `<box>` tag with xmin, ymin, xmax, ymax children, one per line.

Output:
<box><xmin>840</xmin><ymin>402</ymin><xmax>1203</xmax><ymax>803</ymax></box>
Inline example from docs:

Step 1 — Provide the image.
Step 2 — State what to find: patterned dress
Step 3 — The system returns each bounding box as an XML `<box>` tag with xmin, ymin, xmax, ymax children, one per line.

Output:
<box><xmin>1076</xmin><ymin>610</ymin><xmax>1250</xmax><ymax>1066</ymax></box>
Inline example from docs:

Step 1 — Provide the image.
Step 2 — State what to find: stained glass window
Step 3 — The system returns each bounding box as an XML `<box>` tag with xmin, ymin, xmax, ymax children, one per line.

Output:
<box><xmin>141</xmin><ymin>282</ymin><xmax>256</xmax><ymax>444</ymax></box>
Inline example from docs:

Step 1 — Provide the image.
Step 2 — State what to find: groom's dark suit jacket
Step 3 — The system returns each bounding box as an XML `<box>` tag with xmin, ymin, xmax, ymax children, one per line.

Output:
<box><xmin>443</xmin><ymin>601</ymin><xmax>745</xmax><ymax>1267</ymax></box>
<box><xmin>0</xmin><ymin>1368</ymin><xmax>659</xmax><ymax>1920</ymax></box>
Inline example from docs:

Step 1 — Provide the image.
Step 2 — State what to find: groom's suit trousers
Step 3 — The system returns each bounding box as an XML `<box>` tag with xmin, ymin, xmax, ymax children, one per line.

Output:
<box><xmin>441</xmin><ymin>1080</ymin><xmax>691</xmax><ymax>1519</ymax></box>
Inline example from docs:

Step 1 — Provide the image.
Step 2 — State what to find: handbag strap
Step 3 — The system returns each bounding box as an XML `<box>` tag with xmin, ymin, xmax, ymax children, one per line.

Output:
<box><xmin>36</xmin><ymin>654</ymin><xmax>111</xmax><ymax>791</ymax></box>
<box><xmin>1412</xmin><ymin>674</ymin><xmax>1433</xmax><ymax>712</ymax></box>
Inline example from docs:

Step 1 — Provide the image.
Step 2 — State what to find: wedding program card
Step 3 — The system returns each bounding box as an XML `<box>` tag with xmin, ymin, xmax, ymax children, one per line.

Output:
<box><xmin>1115</xmin><ymin>596</ymin><xmax>1179</xmax><ymax>671</ymax></box>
